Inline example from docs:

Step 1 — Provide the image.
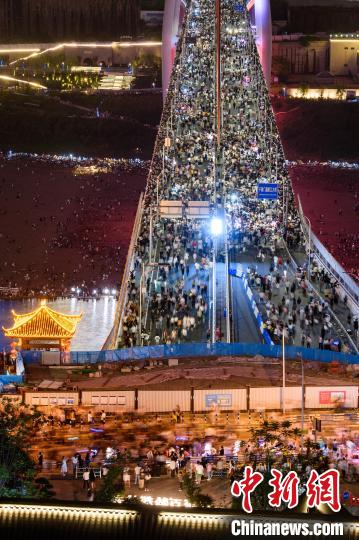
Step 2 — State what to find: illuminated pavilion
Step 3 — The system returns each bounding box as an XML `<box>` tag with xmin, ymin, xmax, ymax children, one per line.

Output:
<box><xmin>3</xmin><ymin>300</ymin><xmax>82</xmax><ymax>352</ymax></box>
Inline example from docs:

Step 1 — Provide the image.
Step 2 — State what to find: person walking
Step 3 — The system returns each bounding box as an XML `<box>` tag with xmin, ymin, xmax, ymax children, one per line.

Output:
<box><xmin>134</xmin><ymin>464</ymin><xmax>141</xmax><ymax>485</ymax></box>
<box><xmin>206</xmin><ymin>461</ymin><xmax>213</xmax><ymax>481</ymax></box>
<box><xmin>71</xmin><ymin>453</ymin><xmax>79</xmax><ymax>475</ymax></box>
<box><xmin>195</xmin><ymin>462</ymin><xmax>204</xmax><ymax>484</ymax></box>
<box><xmin>89</xmin><ymin>467</ymin><xmax>96</xmax><ymax>491</ymax></box>
<box><xmin>60</xmin><ymin>456</ymin><xmax>68</xmax><ymax>477</ymax></box>
<box><xmin>178</xmin><ymin>469</ymin><xmax>184</xmax><ymax>491</ymax></box>
<box><xmin>83</xmin><ymin>468</ymin><xmax>90</xmax><ymax>490</ymax></box>
<box><xmin>38</xmin><ymin>452</ymin><xmax>43</xmax><ymax>470</ymax></box>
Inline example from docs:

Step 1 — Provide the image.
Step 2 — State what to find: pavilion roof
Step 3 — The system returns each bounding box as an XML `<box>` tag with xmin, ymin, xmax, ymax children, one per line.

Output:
<box><xmin>3</xmin><ymin>300</ymin><xmax>82</xmax><ymax>339</ymax></box>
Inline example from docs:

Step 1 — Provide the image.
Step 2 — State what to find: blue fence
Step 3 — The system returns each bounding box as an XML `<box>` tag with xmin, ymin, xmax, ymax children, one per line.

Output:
<box><xmin>20</xmin><ymin>342</ymin><xmax>358</xmax><ymax>366</ymax></box>
<box><xmin>0</xmin><ymin>375</ymin><xmax>23</xmax><ymax>385</ymax></box>
<box><xmin>240</xmin><ymin>272</ymin><xmax>273</xmax><ymax>346</ymax></box>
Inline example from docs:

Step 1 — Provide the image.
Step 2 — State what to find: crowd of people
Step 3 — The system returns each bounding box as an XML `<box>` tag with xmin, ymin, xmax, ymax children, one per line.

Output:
<box><xmin>33</xmin><ymin>408</ymin><xmax>359</xmax><ymax>504</ymax></box>
<box><xmin>0</xmin><ymin>153</ymin><xmax>147</xmax><ymax>297</ymax></box>
<box><xmin>246</xmin><ymin>259</ymin><xmax>351</xmax><ymax>350</ymax></box>
<box><xmin>120</xmin><ymin>0</ymin><xmax>307</xmax><ymax>348</ymax></box>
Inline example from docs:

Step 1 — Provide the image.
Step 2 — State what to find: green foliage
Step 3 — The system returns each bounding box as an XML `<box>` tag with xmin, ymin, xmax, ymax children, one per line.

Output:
<box><xmin>249</xmin><ymin>420</ymin><xmax>303</xmax><ymax>470</ymax></box>
<box><xmin>95</xmin><ymin>466</ymin><xmax>124</xmax><ymax>504</ymax></box>
<box><xmin>34</xmin><ymin>477</ymin><xmax>56</xmax><ymax>499</ymax></box>
<box><xmin>132</xmin><ymin>53</ymin><xmax>161</xmax><ymax>72</ymax></box>
<box><xmin>299</xmin><ymin>82</ymin><xmax>309</xmax><ymax>97</ymax></box>
<box><xmin>182</xmin><ymin>473</ymin><xmax>213</xmax><ymax>508</ymax></box>
<box><xmin>0</xmin><ymin>397</ymin><xmax>40</xmax><ymax>498</ymax></box>
<box><xmin>298</xmin><ymin>36</ymin><xmax>312</xmax><ymax>48</ymax></box>
<box><xmin>272</xmin><ymin>56</ymin><xmax>291</xmax><ymax>82</ymax></box>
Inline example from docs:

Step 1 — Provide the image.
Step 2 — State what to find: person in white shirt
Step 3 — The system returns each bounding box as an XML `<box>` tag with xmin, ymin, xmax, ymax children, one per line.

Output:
<box><xmin>206</xmin><ymin>462</ymin><xmax>213</xmax><ymax>480</ymax></box>
<box><xmin>83</xmin><ymin>469</ymin><xmax>90</xmax><ymax>489</ymax></box>
<box><xmin>134</xmin><ymin>464</ymin><xmax>141</xmax><ymax>485</ymax></box>
<box><xmin>195</xmin><ymin>462</ymin><xmax>204</xmax><ymax>484</ymax></box>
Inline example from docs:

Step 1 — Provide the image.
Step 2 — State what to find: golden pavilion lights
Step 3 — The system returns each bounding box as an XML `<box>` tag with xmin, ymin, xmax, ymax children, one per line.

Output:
<box><xmin>3</xmin><ymin>299</ymin><xmax>82</xmax><ymax>352</ymax></box>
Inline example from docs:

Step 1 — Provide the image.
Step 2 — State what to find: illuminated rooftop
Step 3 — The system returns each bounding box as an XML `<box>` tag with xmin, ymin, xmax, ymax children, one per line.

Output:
<box><xmin>3</xmin><ymin>300</ymin><xmax>82</xmax><ymax>339</ymax></box>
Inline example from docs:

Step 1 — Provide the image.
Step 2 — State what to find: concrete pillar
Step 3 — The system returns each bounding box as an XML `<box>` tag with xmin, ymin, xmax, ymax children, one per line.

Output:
<box><xmin>162</xmin><ymin>0</ymin><xmax>183</xmax><ymax>102</ymax></box>
<box><xmin>254</xmin><ymin>0</ymin><xmax>272</xmax><ymax>86</ymax></box>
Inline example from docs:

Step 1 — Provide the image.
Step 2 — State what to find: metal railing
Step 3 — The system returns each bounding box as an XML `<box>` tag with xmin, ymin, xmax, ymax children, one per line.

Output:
<box><xmin>75</xmin><ymin>466</ymin><xmax>102</xmax><ymax>479</ymax></box>
<box><xmin>36</xmin><ymin>341</ymin><xmax>358</xmax><ymax>366</ymax></box>
<box><xmin>297</xmin><ymin>195</ymin><xmax>359</xmax><ymax>307</ymax></box>
<box><xmin>104</xmin><ymin>193</ymin><xmax>144</xmax><ymax>350</ymax></box>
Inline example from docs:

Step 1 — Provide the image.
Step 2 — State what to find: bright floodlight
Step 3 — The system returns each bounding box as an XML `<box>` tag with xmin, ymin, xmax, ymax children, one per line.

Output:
<box><xmin>211</xmin><ymin>217</ymin><xmax>223</xmax><ymax>236</ymax></box>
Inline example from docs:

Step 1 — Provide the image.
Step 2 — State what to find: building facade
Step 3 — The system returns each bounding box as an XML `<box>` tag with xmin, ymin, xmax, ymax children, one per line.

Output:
<box><xmin>330</xmin><ymin>34</ymin><xmax>359</xmax><ymax>77</ymax></box>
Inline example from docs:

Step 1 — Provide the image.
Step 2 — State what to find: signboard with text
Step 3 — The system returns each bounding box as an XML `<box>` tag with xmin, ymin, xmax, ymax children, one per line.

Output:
<box><xmin>319</xmin><ymin>390</ymin><xmax>346</xmax><ymax>405</ymax></box>
<box><xmin>257</xmin><ymin>183</ymin><xmax>278</xmax><ymax>200</ymax></box>
<box><xmin>205</xmin><ymin>393</ymin><xmax>232</xmax><ymax>408</ymax></box>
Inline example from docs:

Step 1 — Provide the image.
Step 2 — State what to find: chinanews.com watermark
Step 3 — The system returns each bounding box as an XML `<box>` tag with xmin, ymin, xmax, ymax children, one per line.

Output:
<box><xmin>229</xmin><ymin>467</ymin><xmax>347</xmax><ymax>537</ymax></box>
<box><xmin>230</xmin><ymin>520</ymin><xmax>344</xmax><ymax>537</ymax></box>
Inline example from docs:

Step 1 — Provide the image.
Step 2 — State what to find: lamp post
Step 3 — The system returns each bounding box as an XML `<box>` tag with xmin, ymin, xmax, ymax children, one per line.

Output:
<box><xmin>303</xmin><ymin>214</ymin><xmax>312</xmax><ymax>282</ymax></box>
<box><xmin>139</xmin><ymin>263</ymin><xmax>145</xmax><ymax>346</ymax></box>
<box><xmin>211</xmin><ymin>216</ymin><xmax>223</xmax><ymax>344</ymax></box>
<box><xmin>282</xmin><ymin>330</ymin><xmax>286</xmax><ymax>415</ymax></box>
<box><xmin>296</xmin><ymin>352</ymin><xmax>305</xmax><ymax>452</ymax></box>
<box><xmin>149</xmin><ymin>208</ymin><xmax>153</xmax><ymax>264</ymax></box>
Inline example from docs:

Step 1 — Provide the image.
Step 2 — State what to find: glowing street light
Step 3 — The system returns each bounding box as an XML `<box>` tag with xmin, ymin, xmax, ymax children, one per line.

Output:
<box><xmin>211</xmin><ymin>217</ymin><xmax>223</xmax><ymax>236</ymax></box>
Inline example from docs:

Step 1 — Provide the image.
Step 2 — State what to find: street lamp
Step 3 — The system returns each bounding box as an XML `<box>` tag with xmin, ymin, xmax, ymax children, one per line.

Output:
<box><xmin>210</xmin><ymin>216</ymin><xmax>223</xmax><ymax>344</ymax></box>
<box><xmin>211</xmin><ymin>216</ymin><xmax>223</xmax><ymax>236</ymax></box>
<box><xmin>303</xmin><ymin>214</ymin><xmax>312</xmax><ymax>282</ymax></box>
<box><xmin>282</xmin><ymin>330</ymin><xmax>286</xmax><ymax>414</ymax></box>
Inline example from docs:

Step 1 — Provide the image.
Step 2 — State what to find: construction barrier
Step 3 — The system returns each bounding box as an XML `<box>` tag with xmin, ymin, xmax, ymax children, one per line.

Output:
<box><xmin>14</xmin><ymin>386</ymin><xmax>359</xmax><ymax>412</ymax></box>
<box><xmin>22</xmin><ymin>342</ymin><xmax>358</xmax><ymax>366</ymax></box>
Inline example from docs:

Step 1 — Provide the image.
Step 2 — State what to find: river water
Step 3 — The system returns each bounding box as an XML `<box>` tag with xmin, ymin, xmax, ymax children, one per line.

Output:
<box><xmin>0</xmin><ymin>297</ymin><xmax>117</xmax><ymax>351</ymax></box>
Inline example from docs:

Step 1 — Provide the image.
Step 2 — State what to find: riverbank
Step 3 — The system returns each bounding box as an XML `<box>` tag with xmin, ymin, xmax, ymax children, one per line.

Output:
<box><xmin>0</xmin><ymin>153</ymin><xmax>147</xmax><ymax>295</ymax></box>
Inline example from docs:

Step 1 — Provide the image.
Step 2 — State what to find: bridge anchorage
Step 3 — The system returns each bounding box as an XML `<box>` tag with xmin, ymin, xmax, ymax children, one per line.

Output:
<box><xmin>109</xmin><ymin>0</ymin><xmax>355</xmax><ymax>355</ymax></box>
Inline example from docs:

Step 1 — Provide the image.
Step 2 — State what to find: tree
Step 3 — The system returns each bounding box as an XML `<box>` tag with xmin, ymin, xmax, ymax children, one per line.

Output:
<box><xmin>299</xmin><ymin>82</ymin><xmax>309</xmax><ymax>97</ymax></box>
<box><xmin>272</xmin><ymin>56</ymin><xmax>291</xmax><ymax>83</ymax></box>
<box><xmin>132</xmin><ymin>53</ymin><xmax>161</xmax><ymax>72</ymax></box>
<box><xmin>336</xmin><ymin>88</ymin><xmax>344</xmax><ymax>100</ymax></box>
<box><xmin>95</xmin><ymin>466</ymin><xmax>124</xmax><ymax>504</ymax></box>
<box><xmin>249</xmin><ymin>420</ymin><xmax>303</xmax><ymax>471</ymax></box>
<box><xmin>182</xmin><ymin>473</ymin><xmax>213</xmax><ymax>507</ymax></box>
<box><xmin>0</xmin><ymin>397</ymin><xmax>41</xmax><ymax>498</ymax></box>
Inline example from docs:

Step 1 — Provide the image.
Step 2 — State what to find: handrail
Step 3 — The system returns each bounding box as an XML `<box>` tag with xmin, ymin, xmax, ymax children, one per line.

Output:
<box><xmin>105</xmin><ymin>193</ymin><xmax>144</xmax><ymax>350</ymax></box>
<box><xmin>297</xmin><ymin>195</ymin><xmax>359</xmax><ymax>307</ymax></box>
<box><xmin>282</xmin><ymin>238</ymin><xmax>359</xmax><ymax>354</ymax></box>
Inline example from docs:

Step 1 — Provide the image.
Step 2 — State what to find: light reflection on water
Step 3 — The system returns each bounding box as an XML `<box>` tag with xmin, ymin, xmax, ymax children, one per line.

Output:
<box><xmin>0</xmin><ymin>297</ymin><xmax>117</xmax><ymax>351</ymax></box>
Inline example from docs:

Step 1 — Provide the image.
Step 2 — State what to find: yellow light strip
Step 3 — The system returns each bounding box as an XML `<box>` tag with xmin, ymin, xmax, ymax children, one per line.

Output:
<box><xmin>9</xmin><ymin>41</ymin><xmax>162</xmax><ymax>66</ymax></box>
<box><xmin>0</xmin><ymin>48</ymin><xmax>40</xmax><ymax>53</ymax></box>
<box><xmin>0</xmin><ymin>75</ymin><xmax>47</xmax><ymax>89</ymax></box>
<box><xmin>0</xmin><ymin>503</ymin><xmax>137</xmax><ymax>519</ymax></box>
<box><xmin>330</xmin><ymin>39</ymin><xmax>359</xmax><ymax>42</ymax></box>
<box><xmin>159</xmin><ymin>512</ymin><xmax>224</xmax><ymax>522</ymax></box>
<box><xmin>9</xmin><ymin>43</ymin><xmax>64</xmax><ymax>65</ymax></box>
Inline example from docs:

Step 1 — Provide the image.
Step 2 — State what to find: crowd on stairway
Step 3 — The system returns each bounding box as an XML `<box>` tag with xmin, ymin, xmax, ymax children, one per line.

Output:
<box><xmin>246</xmin><ymin>260</ymin><xmax>353</xmax><ymax>351</ymax></box>
<box><xmin>121</xmin><ymin>0</ymin><xmax>218</xmax><ymax>347</ymax></box>
<box><xmin>120</xmin><ymin>0</ymin><xmax>352</xmax><ymax>351</ymax></box>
